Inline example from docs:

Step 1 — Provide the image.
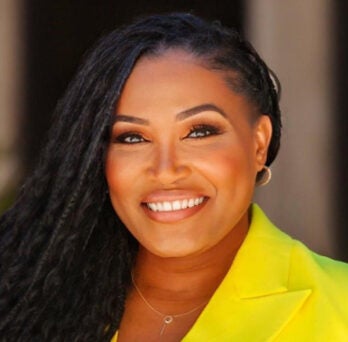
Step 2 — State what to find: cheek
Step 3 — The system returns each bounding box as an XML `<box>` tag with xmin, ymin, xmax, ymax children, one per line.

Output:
<box><xmin>207</xmin><ymin>156</ymin><xmax>254</xmax><ymax>196</ymax></box>
<box><xmin>105</xmin><ymin>152</ymin><xmax>132</xmax><ymax>203</ymax></box>
<box><xmin>199</xmin><ymin>142</ymin><xmax>256</xmax><ymax>185</ymax></box>
<box><xmin>105</xmin><ymin>153</ymin><xmax>142</xmax><ymax>231</ymax></box>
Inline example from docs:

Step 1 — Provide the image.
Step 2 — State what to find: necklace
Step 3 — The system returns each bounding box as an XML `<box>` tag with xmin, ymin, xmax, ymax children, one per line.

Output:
<box><xmin>131</xmin><ymin>272</ymin><xmax>206</xmax><ymax>336</ymax></box>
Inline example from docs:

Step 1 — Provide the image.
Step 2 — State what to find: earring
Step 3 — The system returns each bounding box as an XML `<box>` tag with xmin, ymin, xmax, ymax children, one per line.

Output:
<box><xmin>257</xmin><ymin>166</ymin><xmax>272</xmax><ymax>186</ymax></box>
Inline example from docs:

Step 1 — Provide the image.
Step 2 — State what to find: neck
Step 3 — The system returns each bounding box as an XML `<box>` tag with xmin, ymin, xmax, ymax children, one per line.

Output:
<box><xmin>132</xmin><ymin>212</ymin><xmax>249</xmax><ymax>306</ymax></box>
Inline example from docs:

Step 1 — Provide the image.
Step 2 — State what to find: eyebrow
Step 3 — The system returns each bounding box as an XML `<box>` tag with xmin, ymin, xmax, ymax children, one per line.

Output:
<box><xmin>175</xmin><ymin>103</ymin><xmax>227</xmax><ymax>121</ymax></box>
<box><xmin>113</xmin><ymin>114</ymin><xmax>149</xmax><ymax>125</ymax></box>
<box><xmin>113</xmin><ymin>103</ymin><xmax>227</xmax><ymax>126</ymax></box>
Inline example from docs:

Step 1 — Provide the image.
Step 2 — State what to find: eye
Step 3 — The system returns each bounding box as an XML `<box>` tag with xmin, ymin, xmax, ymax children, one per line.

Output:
<box><xmin>186</xmin><ymin>124</ymin><xmax>222</xmax><ymax>139</ymax></box>
<box><xmin>113</xmin><ymin>132</ymin><xmax>148</xmax><ymax>144</ymax></box>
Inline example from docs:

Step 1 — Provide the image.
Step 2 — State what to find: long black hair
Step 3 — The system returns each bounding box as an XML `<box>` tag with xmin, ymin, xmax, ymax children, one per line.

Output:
<box><xmin>0</xmin><ymin>13</ymin><xmax>281</xmax><ymax>341</ymax></box>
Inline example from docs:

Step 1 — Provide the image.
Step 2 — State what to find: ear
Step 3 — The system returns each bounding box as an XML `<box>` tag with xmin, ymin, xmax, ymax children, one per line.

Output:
<box><xmin>253</xmin><ymin>115</ymin><xmax>272</xmax><ymax>171</ymax></box>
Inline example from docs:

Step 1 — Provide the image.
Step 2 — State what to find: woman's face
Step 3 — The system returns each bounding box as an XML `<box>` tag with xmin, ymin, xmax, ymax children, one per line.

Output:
<box><xmin>106</xmin><ymin>50</ymin><xmax>271</xmax><ymax>258</ymax></box>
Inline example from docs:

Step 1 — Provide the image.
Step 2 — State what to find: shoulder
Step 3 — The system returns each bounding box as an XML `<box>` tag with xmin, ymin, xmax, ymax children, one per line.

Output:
<box><xmin>284</xmin><ymin>240</ymin><xmax>348</xmax><ymax>337</ymax></box>
<box><xmin>265</xmin><ymin>210</ymin><xmax>348</xmax><ymax>322</ymax></box>
<box><xmin>289</xmin><ymin>239</ymin><xmax>348</xmax><ymax>299</ymax></box>
<box><xmin>250</xmin><ymin>204</ymin><xmax>348</xmax><ymax>335</ymax></box>
<box><xmin>251</xmin><ymin>203</ymin><xmax>348</xmax><ymax>285</ymax></box>
<box><xmin>251</xmin><ymin>203</ymin><xmax>348</xmax><ymax>307</ymax></box>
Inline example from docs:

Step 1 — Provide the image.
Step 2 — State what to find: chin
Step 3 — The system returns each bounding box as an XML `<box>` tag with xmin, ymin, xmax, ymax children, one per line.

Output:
<box><xmin>143</xmin><ymin>239</ymin><xmax>206</xmax><ymax>259</ymax></box>
<box><xmin>152</xmin><ymin>249</ymin><xmax>198</xmax><ymax>259</ymax></box>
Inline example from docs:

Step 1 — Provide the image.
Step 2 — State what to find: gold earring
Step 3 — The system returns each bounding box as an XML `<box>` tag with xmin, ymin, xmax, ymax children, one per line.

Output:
<box><xmin>257</xmin><ymin>166</ymin><xmax>272</xmax><ymax>186</ymax></box>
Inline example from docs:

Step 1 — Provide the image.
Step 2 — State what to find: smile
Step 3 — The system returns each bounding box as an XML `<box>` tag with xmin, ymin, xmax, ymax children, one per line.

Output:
<box><xmin>146</xmin><ymin>197</ymin><xmax>205</xmax><ymax>212</ymax></box>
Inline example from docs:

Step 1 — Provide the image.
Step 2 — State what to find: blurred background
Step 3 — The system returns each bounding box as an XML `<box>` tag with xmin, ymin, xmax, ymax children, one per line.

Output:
<box><xmin>0</xmin><ymin>0</ymin><xmax>347</xmax><ymax>261</ymax></box>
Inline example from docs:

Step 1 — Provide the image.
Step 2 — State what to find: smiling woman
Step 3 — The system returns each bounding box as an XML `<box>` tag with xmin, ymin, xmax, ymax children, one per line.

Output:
<box><xmin>106</xmin><ymin>50</ymin><xmax>271</xmax><ymax>260</ymax></box>
<box><xmin>1</xmin><ymin>13</ymin><xmax>348</xmax><ymax>341</ymax></box>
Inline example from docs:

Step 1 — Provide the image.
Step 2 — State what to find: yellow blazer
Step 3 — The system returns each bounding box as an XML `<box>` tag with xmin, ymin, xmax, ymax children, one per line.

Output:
<box><xmin>112</xmin><ymin>204</ymin><xmax>348</xmax><ymax>341</ymax></box>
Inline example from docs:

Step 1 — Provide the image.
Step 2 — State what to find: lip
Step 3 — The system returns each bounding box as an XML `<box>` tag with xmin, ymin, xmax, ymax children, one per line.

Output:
<box><xmin>141</xmin><ymin>191</ymin><xmax>209</xmax><ymax>223</ymax></box>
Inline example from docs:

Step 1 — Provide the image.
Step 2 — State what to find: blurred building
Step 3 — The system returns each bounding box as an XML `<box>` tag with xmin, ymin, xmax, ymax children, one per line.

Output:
<box><xmin>248</xmin><ymin>0</ymin><xmax>336</xmax><ymax>256</ymax></box>
<box><xmin>0</xmin><ymin>0</ymin><xmax>23</xmax><ymax>212</ymax></box>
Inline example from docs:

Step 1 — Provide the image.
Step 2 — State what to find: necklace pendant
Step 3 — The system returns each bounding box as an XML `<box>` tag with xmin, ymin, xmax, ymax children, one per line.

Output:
<box><xmin>163</xmin><ymin>315</ymin><xmax>174</xmax><ymax>324</ymax></box>
<box><xmin>160</xmin><ymin>316</ymin><xmax>174</xmax><ymax>336</ymax></box>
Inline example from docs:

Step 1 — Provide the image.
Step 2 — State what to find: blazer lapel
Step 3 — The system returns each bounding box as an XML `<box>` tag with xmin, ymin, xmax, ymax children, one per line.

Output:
<box><xmin>184</xmin><ymin>288</ymin><xmax>311</xmax><ymax>341</ymax></box>
<box><xmin>184</xmin><ymin>205</ymin><xmax>312</xmax><ymax>341</ymax></box>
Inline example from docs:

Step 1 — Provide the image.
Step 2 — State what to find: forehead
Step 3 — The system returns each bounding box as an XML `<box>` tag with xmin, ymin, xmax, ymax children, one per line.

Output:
<box><xmin>116</xmin><ymin>49</ymin><xmax>256</xmax><ymax>118</ymax></box>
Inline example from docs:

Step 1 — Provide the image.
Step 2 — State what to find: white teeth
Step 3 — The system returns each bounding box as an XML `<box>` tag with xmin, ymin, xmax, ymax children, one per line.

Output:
<box><xmin>146</xmin><ymin>197</ymin><xmax>205</xmax><ymax>212</ymax></box>
<box><xmin>148</xmin><ymin>203</ymin><xmax>158</xmax><ymax>212</ymax></box>
<box><xmin>172</xmin><ymin>200</ymin><xmax>181</xmax><ymax>210</ymax></box>
<box><xmin>188</xmin><ymin>199</ymin><xmax>195</xmax><ymax>208</ymax></box>
<box><xmin>163</xmin><ymin>202</ymin><xmax>172</xmax><ymax>211</ymax></box>
<box><xmin>182</xmin><ymin>199</ymin><xmax>188</xmax><ymax>209</ymax></box>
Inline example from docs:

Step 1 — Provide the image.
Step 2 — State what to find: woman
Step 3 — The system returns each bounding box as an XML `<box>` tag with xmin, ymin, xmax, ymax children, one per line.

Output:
<box><xmin>1</xmin><ymin>13</ymin><xmax>347</xmax><ymax>341</ymax></box>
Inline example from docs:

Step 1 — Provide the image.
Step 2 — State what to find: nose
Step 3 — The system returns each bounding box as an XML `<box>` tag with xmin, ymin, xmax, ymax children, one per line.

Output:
<box><xmin>147</xmin><ymin>143</ymin><xmax>191</xmax><ymax>185</ymax></box>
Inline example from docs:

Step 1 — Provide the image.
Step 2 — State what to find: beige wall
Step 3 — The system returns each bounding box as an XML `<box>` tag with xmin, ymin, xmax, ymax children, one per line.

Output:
<box><xmin>0</xmin><ymin>0</ymin><xmax>23</xmax><ymax>203</ymax></box>
<box><xmin>246</xmin><ymin>0</ymin><xmax>336</xmax><ymax>256</ymax></box>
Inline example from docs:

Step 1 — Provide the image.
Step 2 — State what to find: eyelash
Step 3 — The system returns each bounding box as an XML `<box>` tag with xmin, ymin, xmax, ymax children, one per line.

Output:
<box><xmin>114</xmin><ymin>132</ymin><xmax>148</xmax><ymax>144</ymax></box>
<box><xmin>113</xmin><ymin>124</ymin><xmax>222</xmax><ymax>144</ymax></box>
<box><xmin>186</xmin><ymin>124</ymin><xmax>222</xmax><ymax>139</ymax></box>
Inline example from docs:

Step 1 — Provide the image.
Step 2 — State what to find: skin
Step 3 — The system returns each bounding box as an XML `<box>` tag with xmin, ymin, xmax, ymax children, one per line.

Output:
<box><xmin>105</xmin><ymin>49</ymin><xmax>272</xmax><ymax>341</ymax></box>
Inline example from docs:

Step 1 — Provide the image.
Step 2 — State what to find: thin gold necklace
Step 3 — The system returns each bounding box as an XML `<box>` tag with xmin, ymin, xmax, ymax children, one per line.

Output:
<box><xmin>131</xmin><ymin>272</ymin><xmax>207</xmax><ymax>336</ymax></box>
